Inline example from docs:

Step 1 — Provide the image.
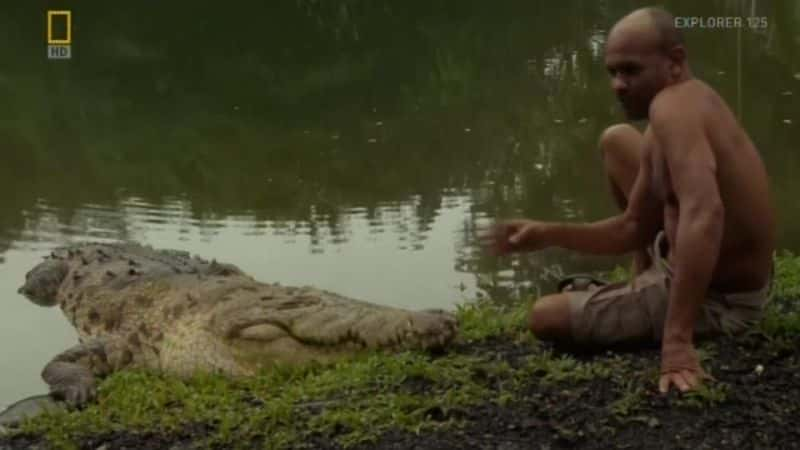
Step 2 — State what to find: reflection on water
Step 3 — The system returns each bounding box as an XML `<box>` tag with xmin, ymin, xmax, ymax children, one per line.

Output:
<box><xmin>1</xmin><ymin>0</ymin><xmax>800</xmax><ymax>404</ymax></box>
<box><xmin>11</xmin><ymin>194</ymin><xmax>480</xmax><ymax>308</ymax></box>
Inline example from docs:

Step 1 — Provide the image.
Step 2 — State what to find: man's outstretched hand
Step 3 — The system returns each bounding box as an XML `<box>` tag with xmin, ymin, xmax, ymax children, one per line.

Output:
<box><xmin>659</xmin><ymin>341</ymin><xmax>713</xmax><ymax>393</ymax></box>
<box><xmin>480</xmin><ymin>219</ymin><xmax>548</xmax><ymax>255</ymax></box>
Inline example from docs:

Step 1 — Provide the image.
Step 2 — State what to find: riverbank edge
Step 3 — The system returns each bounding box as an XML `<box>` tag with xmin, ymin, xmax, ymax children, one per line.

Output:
<box><xmin>3</xmin><ymin>251</ymin><xmax>800</xmax><ymax>450</ymax></box>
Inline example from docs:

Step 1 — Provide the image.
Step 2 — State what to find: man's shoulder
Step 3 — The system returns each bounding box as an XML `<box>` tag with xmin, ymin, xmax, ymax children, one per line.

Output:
<box><xmin>648</xmin><ymin>80</ymin><xmax>711</xmax><ymax>127</ymax></box>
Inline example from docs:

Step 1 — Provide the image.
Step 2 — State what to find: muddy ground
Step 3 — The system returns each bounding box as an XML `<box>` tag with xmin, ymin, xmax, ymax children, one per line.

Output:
<box><xmin>3</xmin><ymin>331</ymin><xmax>798</xmax><ymax>450</ymax></box>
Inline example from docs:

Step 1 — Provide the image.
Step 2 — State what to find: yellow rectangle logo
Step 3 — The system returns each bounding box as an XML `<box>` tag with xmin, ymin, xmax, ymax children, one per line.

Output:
<box><xmin>47</xmin><ymin>10</ymin><xmax>71</xmax><ymax>45</ymax></box>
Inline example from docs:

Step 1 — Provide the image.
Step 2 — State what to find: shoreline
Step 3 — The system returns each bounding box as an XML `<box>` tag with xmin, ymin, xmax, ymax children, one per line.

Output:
<box><xmin>3</xmin><ymin>252</ymin><xmax>800</xmax><ymax>449</ymax></box>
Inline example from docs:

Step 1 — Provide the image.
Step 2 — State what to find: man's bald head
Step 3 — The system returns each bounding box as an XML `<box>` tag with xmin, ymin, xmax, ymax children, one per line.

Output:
<box><xmin>609</xmin><ymin>7</ymin><xmax>684</xmax><ymax>55</ymax></box>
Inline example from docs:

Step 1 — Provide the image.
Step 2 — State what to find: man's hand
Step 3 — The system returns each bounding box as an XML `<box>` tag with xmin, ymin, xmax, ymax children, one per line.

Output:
<box><xmin>480</xmin><ymin>219</ymin><xmax>548</xmax><ymax>255</ymax></box>
<box><xmin>659</xmin><ymin>341</ymin><xmax>712</xmax><ymax>393</ymax></box>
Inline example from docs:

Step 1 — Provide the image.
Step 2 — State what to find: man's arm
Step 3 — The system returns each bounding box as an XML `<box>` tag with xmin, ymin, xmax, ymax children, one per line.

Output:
<box><xmin>537</xmin><ymin>145</ymin><xmax>663</xmax><ymax>255</ymax></box>
<box><xmin>650</xmin><ymin>97</ymin><xmax>724</xmax><ymax>390</ymax></box>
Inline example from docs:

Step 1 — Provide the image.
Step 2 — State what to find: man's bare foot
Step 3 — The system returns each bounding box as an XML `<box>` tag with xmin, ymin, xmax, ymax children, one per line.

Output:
<box><xmin>557</xmin><ymin>274</ymin><xmax>607</xmax><ymax>292</ymax></box>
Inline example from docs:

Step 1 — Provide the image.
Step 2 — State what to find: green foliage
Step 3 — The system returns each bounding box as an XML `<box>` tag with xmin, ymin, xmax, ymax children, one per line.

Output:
<box><xmin>609</xmin><ymin>380</ymin><xmax>646</xmax><ymax>417</ymax></box>
<box><xmin>757</xmin><ymin>309</ymin><xmax>800</xmax><ymax>336</ymax></box>
<box><xmin>455</xmin><ymin>297</ymin><xmax>532</xmax><ymax>341</ymax></box>
<box><xmin>519</xmin><ymin>352</ymin><xmax>612</xmax><ymax>385</ymax></box>
<box><xmin>16</xmin><ymin>349</ymin><xmax>506</xmax><ymax>449</ymax></box>
<box><xmin>605</xmin><ymin>265</ymin><xmax>632</xmax><ymax>283</ymax></box>
<box><xmin>675</xmin><ymin>383</ymin><xmax>730</xmax><ymax>409</ymax></box>
<box><xmin>758</xmin><ymin>251</ymin><xmax>800</xmax><ymax>336</ymax></box>
<box><xmin>769</xmin><ymin>250</ymin><xmax>800</xmax><ymax>303</ymax></box>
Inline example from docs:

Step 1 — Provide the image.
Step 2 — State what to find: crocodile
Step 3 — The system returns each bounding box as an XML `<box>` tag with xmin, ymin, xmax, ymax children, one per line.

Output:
<box><xmin>12</xmin><ymin>242</ymin><xmax>458</xmax><ymax>411</ymax></box>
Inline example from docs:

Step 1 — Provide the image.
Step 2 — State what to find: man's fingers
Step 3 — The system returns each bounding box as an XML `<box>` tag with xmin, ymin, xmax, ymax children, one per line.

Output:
<box><xmin>510</xmin><ymin>223</ymin><xmax>534</xmax><ymax>246</ymax></box>
<box><xmin>658</xmin><ymin>373</ymin><xmax>687</xmax><ymax>393</ymax></box>
<box><xmin>478</xmin><ymin>220</ymin><xmax>538</xmax><ymax>255</ymax></box>
<box><xmin>681</xmin><ymin>369</ymin><xmax>703</xmax><ymax>389</ymax></box>
<box><xmin>479</xmin><ymin>222</ymin><xmax>521</xmax><ymax>255</ymax></box>
<box><xmin>659</xmin><ymin>369</ymin><xmax>708</xmax><ymax>394</ymax></box>
<box><xmin>659</xmin><ymin>375</ymin><xmax>670</xmax><ymax>394</ymax></box>
<box><xmin>672</xmin><ymin>373</ymin><xmax>690</xmax><ymax>392</ymax></box>
<box><xmin>680</xmin><ymin>371</ymin><xmax>698</xmax><ymax>391</ymax></box>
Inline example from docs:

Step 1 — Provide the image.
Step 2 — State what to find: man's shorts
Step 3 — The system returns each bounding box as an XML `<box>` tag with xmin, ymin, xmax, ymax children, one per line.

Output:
<box><xmin>567</xmin><ymin>232</ymin><xmax>772</xmax><ymax>346</ymax></box>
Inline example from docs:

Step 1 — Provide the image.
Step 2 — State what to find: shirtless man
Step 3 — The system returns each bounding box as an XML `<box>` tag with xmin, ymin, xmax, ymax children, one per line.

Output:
<box><xmin>484</xmin><ymin>7</ymin><xmax>776</xmax><ymax>393</ymax></box>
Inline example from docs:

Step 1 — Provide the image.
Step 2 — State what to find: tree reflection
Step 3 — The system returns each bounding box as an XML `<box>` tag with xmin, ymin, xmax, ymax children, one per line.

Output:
<box><xmin>0</xmin><ymin>0</ymin><xmax>797</xmax><ymax>298</ymax></box>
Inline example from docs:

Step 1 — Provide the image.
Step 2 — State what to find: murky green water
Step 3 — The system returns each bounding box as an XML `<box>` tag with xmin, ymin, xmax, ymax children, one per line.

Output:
<box><xmin>1</xmin><ymin>0</ymin><xmax>798</xmax><ymax>405</ymax></box>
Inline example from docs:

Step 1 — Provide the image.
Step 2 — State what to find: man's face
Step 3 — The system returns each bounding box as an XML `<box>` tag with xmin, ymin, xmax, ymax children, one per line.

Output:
<box><xmin>604</xmin><ymin>36</ymin><xmax>671</xmax><ymax>120</ymax></box>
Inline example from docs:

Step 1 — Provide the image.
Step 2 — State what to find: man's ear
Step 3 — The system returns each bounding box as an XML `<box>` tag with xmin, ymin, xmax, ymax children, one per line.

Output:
<box><xmin>668</xmin><ymin>45</ymin><xmax>687</xmax><ymax>77</ymax></box>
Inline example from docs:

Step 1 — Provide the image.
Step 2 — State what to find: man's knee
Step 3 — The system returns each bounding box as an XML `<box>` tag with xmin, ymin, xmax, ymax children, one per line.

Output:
<box><xmin>528</xmin><ymin>294</ymin><xmax>573</xmax><ymax>341</ymax></box>
<box><xmin>598</xmin><ymin>123</ymin><xmax>642</xmax><ymax>196</ymax></box>
<box><xmin>598</xmin><ymin>123</ymin><xmax>640</xmax><ymax>156</ymax></box>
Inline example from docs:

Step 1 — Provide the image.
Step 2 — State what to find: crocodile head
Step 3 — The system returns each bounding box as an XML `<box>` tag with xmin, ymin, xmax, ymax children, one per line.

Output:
<box><xmin>18</xmin><ymin>259</ymin><xmax>69</xmax><ymax>307</ymax></box>
<box><xmin>156</xmin><ymin>288</ymin><xmax>460</xmax><ymax>376</ymax></box>
<box><xmin>210</xmin><ymin>292</ymin><xmax>459</xmax><ymax>371</ymax></box>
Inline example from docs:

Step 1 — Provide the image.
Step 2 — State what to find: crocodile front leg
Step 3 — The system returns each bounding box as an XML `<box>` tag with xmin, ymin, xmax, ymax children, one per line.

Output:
<box><xmin>42</xmin><ymin>338</ymin><xmax>127</xmax><ymax>407</ymax></box>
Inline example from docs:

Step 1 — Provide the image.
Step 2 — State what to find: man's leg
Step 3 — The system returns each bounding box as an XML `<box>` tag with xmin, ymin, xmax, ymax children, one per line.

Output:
<box><xmin>598</xmin><ymin>124</ymin><xmax>653</xmax><ymax>273</ymax></box>
<box><xmin>529</xmin><ymin>124</ymin><xmax>647</xmax><ymax>342</ymax></box>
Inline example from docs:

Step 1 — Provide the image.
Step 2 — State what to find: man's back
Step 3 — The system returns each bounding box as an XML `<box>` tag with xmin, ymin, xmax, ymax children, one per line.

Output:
<box><xmin>649</xmin><ymin>79</ymin><xmax>775</xmax><ymax>292</ymax></box>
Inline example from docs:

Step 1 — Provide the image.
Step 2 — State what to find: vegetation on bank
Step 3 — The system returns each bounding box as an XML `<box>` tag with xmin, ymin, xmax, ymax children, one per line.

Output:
<box><xmin>5</xmin><ymin>251</ymin><xmax>800</xmax><ymax>449</ymax></box>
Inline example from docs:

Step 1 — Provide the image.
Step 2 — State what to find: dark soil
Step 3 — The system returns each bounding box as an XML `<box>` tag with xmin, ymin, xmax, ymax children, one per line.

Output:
<box><xmin>3</xmin><ymin>333</ymin><xmax>800</xmax><ymax>450</ymax></box>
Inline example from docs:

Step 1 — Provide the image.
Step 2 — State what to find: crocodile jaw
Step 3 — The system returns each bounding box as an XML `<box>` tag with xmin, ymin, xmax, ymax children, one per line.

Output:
<box><xmin>157</xmin><ymin>310</ymin><xmax>458</xmax><ymax>377</ymax></box>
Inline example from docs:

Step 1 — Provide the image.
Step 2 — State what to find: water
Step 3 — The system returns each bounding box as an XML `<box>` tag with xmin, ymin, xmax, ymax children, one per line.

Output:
<box><xmin>1</xmin><ymin>0</ymin><xmax>799</xmax><ymax>405</ymax></box>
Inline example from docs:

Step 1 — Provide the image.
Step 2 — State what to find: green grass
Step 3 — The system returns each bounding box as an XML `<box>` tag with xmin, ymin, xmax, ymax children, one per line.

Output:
<box><xmin>609</xmin><ymin>379</ymin><xmax>646</xmax><ymax>417</ymax></box>
<box><xmin>14</xmin><ymin>299</ymin><xmax>535</xmax><ymax>449</ymax></box>
<box><xmin>8</xmin><ymin>251</ymin><xmax>800</xmax><ymax>449</ymax></box>
<box><xmin>674</xmin><ymin>382</ymin><xmax>731</xmax><ymax>409</ymax></box>
<box><xmin>454</xmin><ymin>296</ymin><xmax>531</xmax><ymax>342</ymax></box>
<box><xmin>757</xmin><ymin>250</ymin><xmax>800</xmax><ymax>336</ymax></box>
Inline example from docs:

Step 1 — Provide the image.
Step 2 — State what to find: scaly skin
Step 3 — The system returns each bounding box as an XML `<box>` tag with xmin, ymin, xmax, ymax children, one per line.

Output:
<box><xmin>17</xmin><ymin>243</ymin><xmax>458</xmax><ymax>406</ymax></box>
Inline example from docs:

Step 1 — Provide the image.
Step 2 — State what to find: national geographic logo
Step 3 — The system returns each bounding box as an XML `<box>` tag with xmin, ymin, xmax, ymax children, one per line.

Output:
<box><xmin>47</xmin><ymin>10</ymin><xmax>72</xmax><ymax>59</ymax></box>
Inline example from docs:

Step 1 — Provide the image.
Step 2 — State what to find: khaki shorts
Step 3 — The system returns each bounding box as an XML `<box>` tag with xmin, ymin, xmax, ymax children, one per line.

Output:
<box><xmin>567</xmin><ymin>232</ymin><xmax>772</xmax><ymax>346</ymax></box>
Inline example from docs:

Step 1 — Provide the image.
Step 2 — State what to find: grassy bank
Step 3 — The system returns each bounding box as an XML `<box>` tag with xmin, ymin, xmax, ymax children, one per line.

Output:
<box><xmin>4</xmin><ymin>251</ymin><xmax>800</xmax><ymax>449</ymax></box>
